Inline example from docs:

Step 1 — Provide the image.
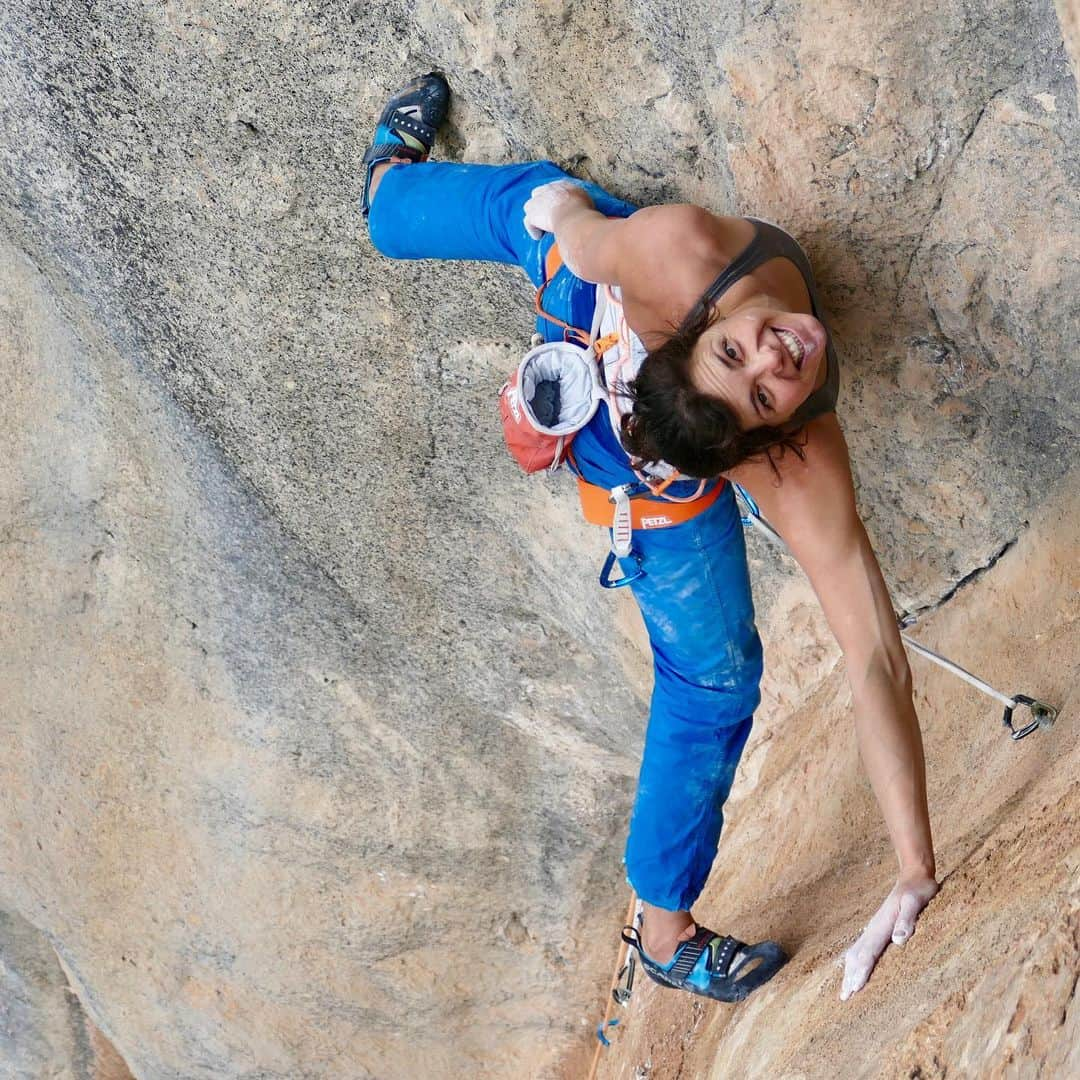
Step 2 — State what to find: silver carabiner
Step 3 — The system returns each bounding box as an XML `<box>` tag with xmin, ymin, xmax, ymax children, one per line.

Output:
<box><xmin>1002</xmin><ymin>695</ymin><xmax>1058</xmax><ymax>740</ymax></box>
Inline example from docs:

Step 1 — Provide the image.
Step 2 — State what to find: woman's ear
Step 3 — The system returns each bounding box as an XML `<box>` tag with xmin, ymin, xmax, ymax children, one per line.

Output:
<box><xmin>619</xmin><ymin>410</ymin><xmax>644</xmax><ymax>458</ymax></box>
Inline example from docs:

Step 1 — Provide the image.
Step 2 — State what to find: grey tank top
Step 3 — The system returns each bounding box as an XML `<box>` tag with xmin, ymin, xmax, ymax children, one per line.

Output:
<box><xmin>691</xmin><ymin>217</ymin><xmax>840</xmax><ymax>426</ymax></box>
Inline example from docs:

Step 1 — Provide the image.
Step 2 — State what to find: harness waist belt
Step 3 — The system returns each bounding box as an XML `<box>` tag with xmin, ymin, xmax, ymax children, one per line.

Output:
<box><xmin>576</xmin><ymin>476</ymin><xmax>726</xmax><ymax>530</ymax></box>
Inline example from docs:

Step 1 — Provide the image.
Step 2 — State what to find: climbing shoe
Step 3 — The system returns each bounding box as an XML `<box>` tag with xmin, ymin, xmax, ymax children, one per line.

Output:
<box><xmin>621</xmin><ymin>922</ymin><xmax>788</xmax><ymax>1003</ymax></box>
<box><xmin>361</xmin><ymin>71</ymin><xmax>450</xmax><ymax>216</ymax></box>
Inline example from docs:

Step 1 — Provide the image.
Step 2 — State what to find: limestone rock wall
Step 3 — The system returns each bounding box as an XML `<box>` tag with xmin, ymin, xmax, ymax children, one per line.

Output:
<box><xmin>1</xmin><ymin>243</ymin><xmax>632</xmax><ymax>1076</ymax></box>
<box><xmin>1</xmin><ymin>903</ymin><xmax>93</xmax><ymax>1078</ymax></box>
<box><xmin>0</xmin><ymin>1</ymin><xmax>1077</xmax><ymax>1076</ymax></box>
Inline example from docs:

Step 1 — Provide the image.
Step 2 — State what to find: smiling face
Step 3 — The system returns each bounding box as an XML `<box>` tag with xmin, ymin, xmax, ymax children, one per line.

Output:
<box><xmin>690</xmin><ymin>306</ymin><xmax>828</xmax><ymax>429</ymax></box>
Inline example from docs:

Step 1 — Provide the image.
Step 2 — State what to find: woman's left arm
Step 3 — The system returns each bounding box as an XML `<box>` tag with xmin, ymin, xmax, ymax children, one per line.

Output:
<box><xmin>727</xmin><ymin>413</ymin><xmax>939</xmax><ymax>1000</ymax></box>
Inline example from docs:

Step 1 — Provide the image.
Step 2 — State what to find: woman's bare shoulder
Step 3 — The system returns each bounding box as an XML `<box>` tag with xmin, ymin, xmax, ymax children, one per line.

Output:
<box><xmin>618</xmin><ymin>204</ymin><xmax>750</xmax><ymax>329</ymax></box>
<box><xmin>622</xmin><ymin>203</ymin><xmax>741</xmax><ymax>260</ymax></box>
<box><xmin>724</xmin><ymin>413</ymin><xmax>856</xmax><ymax>522</ymax></box>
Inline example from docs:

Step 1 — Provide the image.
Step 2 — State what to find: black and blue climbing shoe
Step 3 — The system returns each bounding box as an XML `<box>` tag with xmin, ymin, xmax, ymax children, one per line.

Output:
<box><xmin>361</xmin><ymin>71</ymin><xmax>450</xmax><ymax>217</ymax></box>
<box><xmin>621</xmin><ymin>923</ymin><xmax>788</xmax><ymax>1003</ymax></box>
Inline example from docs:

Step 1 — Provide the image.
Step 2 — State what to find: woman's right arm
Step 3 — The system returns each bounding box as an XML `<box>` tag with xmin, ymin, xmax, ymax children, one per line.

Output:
<box><xmin>523</xmin><ymin>180</ymin><xmax>621</xmax><ymax>281</ymax></box>
<box><xmin>523</xmin><ymin>181</ymin><xmax>713</xmax><ymax>287</ymax></box>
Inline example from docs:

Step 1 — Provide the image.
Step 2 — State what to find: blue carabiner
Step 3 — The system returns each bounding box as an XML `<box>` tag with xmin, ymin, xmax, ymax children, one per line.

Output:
<box><xmin>599</xmin><ymin>549</ymin><xmax>645</xmax><ymax>589</ymax></box>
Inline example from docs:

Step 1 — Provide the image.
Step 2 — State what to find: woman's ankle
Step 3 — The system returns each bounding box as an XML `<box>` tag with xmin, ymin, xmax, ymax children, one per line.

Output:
<box><xmin>639</xmin><ymin>905</ymin><xmax>697</xmax><ymax>963</ymax></box>
<box><xmin>367</xmin><ymin>158</ymin><xmax>413</xmax><ymax>207</ymax></box>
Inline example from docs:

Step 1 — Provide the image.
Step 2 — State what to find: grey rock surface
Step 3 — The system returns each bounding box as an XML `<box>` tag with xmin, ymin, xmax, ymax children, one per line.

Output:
<box><xmin>1</xmin><ymin>243</ymin><xmax>637</xmax><ymax>1076</ymax></box>
<box><xmin>0</xmin><ymin>903</ymin><xmax>92</xmax><ymax>1079</ymax></box>
<box><xmin>0</xmin><ymin>901</ymin><xmax>134</xmax><ymax>1078</ymax></box>
<box><xmin>0</xmin><ymin>0</ymin><xmax>1077</xmax><ymax>1076</ymax></box>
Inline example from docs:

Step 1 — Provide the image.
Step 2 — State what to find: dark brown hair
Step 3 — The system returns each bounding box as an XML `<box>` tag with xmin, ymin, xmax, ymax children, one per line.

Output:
<box><xmin>618</xmin><ymin>301</ymin><xmax>807</xmax><ymax>479</ymax></box>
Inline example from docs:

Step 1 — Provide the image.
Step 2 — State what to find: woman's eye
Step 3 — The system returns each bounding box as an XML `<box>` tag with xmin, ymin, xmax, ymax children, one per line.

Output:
<box><xmin>723</xmin><ymin>340</ymin><xmax>738</xmax><ymax>361</ymax></box>
<box><xmin>757</xmin><ymin>388</ymin><xmax>770</xmax><ymax>409</ymax></box>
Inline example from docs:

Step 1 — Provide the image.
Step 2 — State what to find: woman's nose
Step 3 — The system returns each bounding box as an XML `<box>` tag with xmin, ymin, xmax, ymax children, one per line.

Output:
<box><xmin>751</xmin><ymin>344</ymin><xmax>789</xmax><ymax>377</ymax></box>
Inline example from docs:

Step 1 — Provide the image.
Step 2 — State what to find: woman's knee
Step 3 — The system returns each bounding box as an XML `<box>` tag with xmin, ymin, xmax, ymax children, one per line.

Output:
<box><xmin>634</xmin><ymin>574</ymin><xmax>762</xmax><ymax>697</ymax></box>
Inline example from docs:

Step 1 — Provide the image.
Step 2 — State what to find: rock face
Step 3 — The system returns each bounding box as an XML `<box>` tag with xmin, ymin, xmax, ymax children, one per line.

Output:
<box><xmin>0</xmin><ymin>902</ymin><xmax>133</xmax><ymax>1079</ymax></box>
<box><xmin>0</xmin><ymin>1</ymin><xmax>1076</xmax><ymax>1077</ymax></box>
<box><xmin>1</xmin><ymin>904</ymin><xmax>92</xmax><ymax>1077</ymax></box>
<box><xmin>1</xmin><ymin>245</ymin><xmax>636</xmax><ymax>1076</ymax></box>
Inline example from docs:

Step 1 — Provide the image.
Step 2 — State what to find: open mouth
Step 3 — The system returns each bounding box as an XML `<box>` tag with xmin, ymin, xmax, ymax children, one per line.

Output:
<box><xmin>774</xmin><ymin>327</ymin><xmax>806</xmax><ymax>370</ymax></box>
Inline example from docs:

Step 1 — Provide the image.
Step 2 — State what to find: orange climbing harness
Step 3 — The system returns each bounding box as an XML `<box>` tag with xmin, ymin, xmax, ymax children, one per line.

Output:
<box><xmin>571</xmin><ymin>454</ymin><xmax>725</xmax><ymax>530</ymax></box>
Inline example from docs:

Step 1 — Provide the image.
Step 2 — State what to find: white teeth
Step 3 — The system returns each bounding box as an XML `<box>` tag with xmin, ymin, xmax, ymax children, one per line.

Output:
<box><xmin>776</xmin><ymin>328</ymin><xmax>804</xmax><ymax>366</ymax></box>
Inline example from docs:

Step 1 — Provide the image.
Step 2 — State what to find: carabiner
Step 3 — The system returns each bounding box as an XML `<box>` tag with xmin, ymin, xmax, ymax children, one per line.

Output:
<box><xmin>612</xmin><ymin>954</ymin><xmax>636</xmax><ymax>1005</ymax></box>
<box><xmin>599</xmin><ymin>549</ymin><xmax>645</xmax><ymax>589</ymax></box>
<box><xmin>1002</xmin><ymin>694</ymin><xmax>1058</xmax><ymax>740</ymax></box>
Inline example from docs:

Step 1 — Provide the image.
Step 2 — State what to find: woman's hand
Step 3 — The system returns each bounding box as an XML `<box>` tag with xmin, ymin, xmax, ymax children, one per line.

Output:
<box><xmin>523</xmin><ymin>180</ymin><xmax>595</xmax><ymax>240</ymax></box>
<box><xmin>840</xmin><ymin>870</ymin><xmax>940</xmax><ymax>1001</ymax></box>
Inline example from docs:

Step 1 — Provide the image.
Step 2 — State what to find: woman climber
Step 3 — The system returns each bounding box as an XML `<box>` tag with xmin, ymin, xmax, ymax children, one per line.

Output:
<box><xmin>360</xmin><ymin>72</ymin><xmax>940</xmax><ymax>1005</ymax></box>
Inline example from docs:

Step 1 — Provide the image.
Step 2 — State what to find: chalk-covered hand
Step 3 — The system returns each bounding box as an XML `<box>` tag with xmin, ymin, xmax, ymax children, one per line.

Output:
<box><xmin>840</xmin><ymin>870</ymin><xmax>939</xmax><ymax>1001</ymax></box>
<box><xmin>523</xmin><ymin>180</ymin><xmax>595</xmax><ymax>240</ymax></box>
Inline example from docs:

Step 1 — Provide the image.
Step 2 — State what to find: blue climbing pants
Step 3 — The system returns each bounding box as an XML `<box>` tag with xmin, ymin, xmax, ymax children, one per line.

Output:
<box><xmin>368</xmin><ymin>159</ymin><xmax>764</xmax><ymax>911</ymax></box>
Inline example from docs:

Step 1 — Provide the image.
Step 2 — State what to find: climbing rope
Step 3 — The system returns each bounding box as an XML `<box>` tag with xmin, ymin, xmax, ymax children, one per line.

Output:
<box><xmin>732</xmin><ymin>483</ymin><xmax>1058</xmax><ymax>741</ymax></box>
<box><xmin>586</xmin><ymin>892</ymin><xmax>640</xmax><ymax>1080</ymax></box>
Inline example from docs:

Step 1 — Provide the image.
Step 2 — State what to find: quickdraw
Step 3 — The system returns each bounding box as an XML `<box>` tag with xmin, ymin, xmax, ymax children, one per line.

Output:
<box><xmin>585</xmin><ymin>895</ymin><xmax>641</xmax><ymax>1080</ymax></box>
<box><xmin>732</xmin><ymin>482</ymin><xmax>1058</xmax><ymax>742</ymax></box>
